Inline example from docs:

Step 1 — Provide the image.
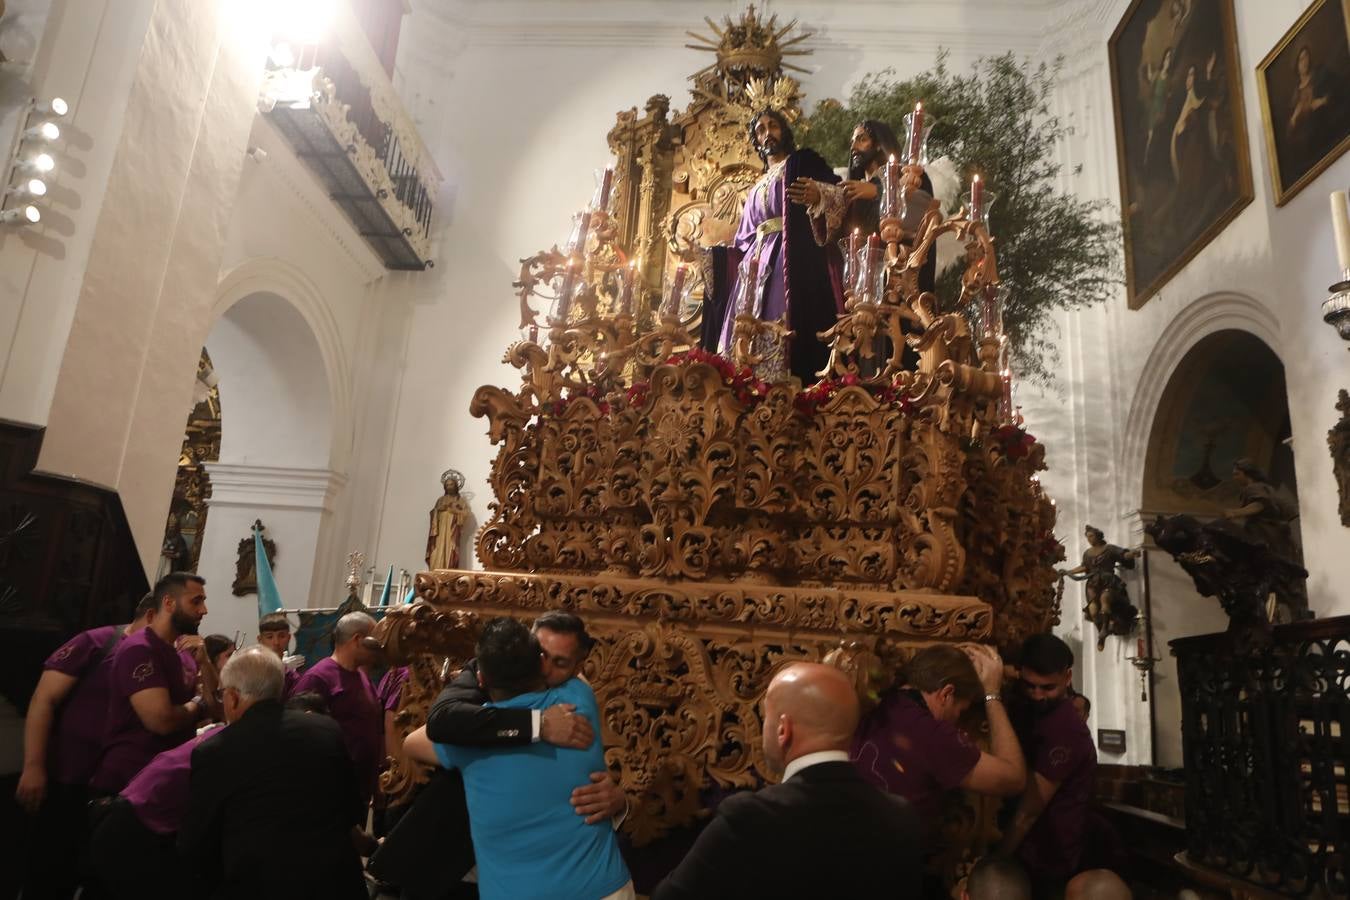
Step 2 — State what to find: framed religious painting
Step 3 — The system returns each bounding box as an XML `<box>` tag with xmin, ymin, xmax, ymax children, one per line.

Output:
<box><xmin>1109</xmin><ymin>0</ymin><xmax>1253</xmax><ymax>309</ymax></box>
<box><xmin>1255</xmin><ymin>0</ymin><xmax>1350</xmax><ymax>206</ymax></box>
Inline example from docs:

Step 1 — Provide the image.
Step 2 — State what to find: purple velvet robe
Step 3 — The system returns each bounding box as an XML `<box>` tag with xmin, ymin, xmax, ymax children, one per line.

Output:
<box><xmin>700</xmin><ymin>148</ymin><xmax>842</xmax><ymax>384</ymax></box>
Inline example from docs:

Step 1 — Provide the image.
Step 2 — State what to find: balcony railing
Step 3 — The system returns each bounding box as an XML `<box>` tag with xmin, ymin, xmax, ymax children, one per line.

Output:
<box><xmin>259</xmin><ymin>7</ymin><xmax>440</xmax><ymax>271</ymax></box>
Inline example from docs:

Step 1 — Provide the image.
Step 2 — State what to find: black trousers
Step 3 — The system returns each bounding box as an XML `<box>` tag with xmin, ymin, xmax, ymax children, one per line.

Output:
<box><xmin>84</xmin><ymin>797</ymin><xmax>185</xmax><ymax>900</ymax></box>
<box><xmin>17</xmin><ymin>780</ymin><xmax>88</xmax><ymax>900</ymax></box>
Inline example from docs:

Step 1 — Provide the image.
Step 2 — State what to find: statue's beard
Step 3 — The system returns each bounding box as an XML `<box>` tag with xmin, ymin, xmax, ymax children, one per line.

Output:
<box><xmin>851</xmin><ymin>147</ymin><xmax>879</xmax><ymax>172</ymax></box>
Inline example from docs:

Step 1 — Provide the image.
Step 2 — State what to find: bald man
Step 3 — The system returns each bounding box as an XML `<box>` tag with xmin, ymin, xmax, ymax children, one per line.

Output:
<box><xmin>1065</xmin><ymin>869</ymin><xmax>1131</xmax><ymax>900</ymax></box>
<box><xmin>292</xmin><ymin>612</ymin><xmax>382</xmax><ymax>804</ymax></box>
<box><xmin>653</xmin><ymin>663</ymin><xmax>921</xmax><ymax>900</ymax></box>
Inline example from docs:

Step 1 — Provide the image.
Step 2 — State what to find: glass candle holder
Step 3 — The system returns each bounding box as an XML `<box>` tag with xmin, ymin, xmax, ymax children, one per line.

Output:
<box><xmin>904</xmin><ymin>103</ymin><xmax>937</xmax><ymax>165</ymax></box>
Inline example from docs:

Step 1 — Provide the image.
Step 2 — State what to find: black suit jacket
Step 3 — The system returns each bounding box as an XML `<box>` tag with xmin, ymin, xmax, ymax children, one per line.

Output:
<box><xmin>425</xmin><ymin>658</ymin><xmax>534</xmax><ymax>746</ymax></box>
<box><xmin>652</xmin><ymin>760</ymin><xmax>922</xmax><ymax>900</ymax></box>
<box><xmin>178</xmin><ymin>700</ymin><xmax>367</xmax><ymax>900</ymax></box>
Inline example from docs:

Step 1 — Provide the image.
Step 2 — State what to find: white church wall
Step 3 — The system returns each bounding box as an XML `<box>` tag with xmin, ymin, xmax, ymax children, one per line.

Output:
<box><xmin>1019</xmin><ymin>0</ymin><xmax>1350</xmax><ymax>768</ymax></box>
<box><xmin>374</xmin><ymin>0</ymin><xmax>1059</xmax><ymax>573</ymax></box>
<box><xmin>0</xmin><ymin>0</ymin><xmax>157</xmax><ymax>426</ymax></box>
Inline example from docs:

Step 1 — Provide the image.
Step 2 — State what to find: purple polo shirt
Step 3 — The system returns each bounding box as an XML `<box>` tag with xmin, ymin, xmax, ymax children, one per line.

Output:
<box><xmin>90</xmin><ymin>628</ymin><xmax>196</xmax><ymax>795</ymax></box>
<box><xmin>1017</xmin><ymin>698</ymin><xmax>1097</xmax><ymax>880</ymax></box>
<box><xmin>850</xmin><ymin>690</ymin><xmax>981</xmax><ymax>827</ymax></box>
<box><xmin>42</xmin><ymin>625</ymin><xmax>124</xmax><ymax>785</ymax></box>
<box><xmin>120</xmin><ymin>725</ymin><xmax>223</xmax><ymax>835</ymax></box>
<box><xmin>376</xmin><ymin>666</ymin><xmax>409</xmax><ymax>714</ymax></box>
<box><xmin>293</xmin><ymin>657</ymin><xmax>381</xmax><ymax>800</ymax></box>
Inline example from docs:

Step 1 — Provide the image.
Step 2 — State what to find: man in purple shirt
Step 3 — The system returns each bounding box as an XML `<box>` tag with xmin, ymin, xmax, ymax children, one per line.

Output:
<box><xmin>851</xmin><ymin>644</ymin><xmax>1025</xmax><ymax>836</ymax></box>
<box><xmin>1000</xmin><ymin>633</ymin><xmax>1098</xmax><ymax>887</ymax></box>
<box><xmin>292</xmin><ymin>611</ymin><xmax>383</xmax><ymax>805</ymax></box>
<box><xmin>16</xmin><ymin>593</ymin><xmax>156</xmax><ymax>900</ymax></box>
<box><xmin>85</xmin><ymin>725</ymin><xmax>224</xmax><ymax>899</ymax></box>
<box><xmin>90</xmin><ymin>572</ymin><xmax>212</xmax><ymax>796</ymax></box>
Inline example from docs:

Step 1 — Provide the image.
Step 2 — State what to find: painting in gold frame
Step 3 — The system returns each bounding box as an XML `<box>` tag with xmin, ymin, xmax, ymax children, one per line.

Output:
<box><xmin>1256</xmin><ymin>0</ymin><xmax>1350</xmax><ymax>207</ymax></box>
<box><xmin>1108</xmin><ymin>0</ymin><xmax>1253</xmax><ymax>309</ymax></box>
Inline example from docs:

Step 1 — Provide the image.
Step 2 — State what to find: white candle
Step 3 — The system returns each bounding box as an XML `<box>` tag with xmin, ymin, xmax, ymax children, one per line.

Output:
<box><xmin>1332</xmin><ymin>191</ymin><xmax>1350</xmax><ymax>272</ymax></box>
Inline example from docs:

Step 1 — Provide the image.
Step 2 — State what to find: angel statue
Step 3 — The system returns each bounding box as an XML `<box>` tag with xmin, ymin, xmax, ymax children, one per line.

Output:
<box><xmin>1058</xmin><ymin>525</ymin><xmax>1140</xmax><ymax>652</ymax></box>
<box><xmin>426</xmin><ymin>469</ymin><xmax>470</xmax><ymax>571</ymax></box>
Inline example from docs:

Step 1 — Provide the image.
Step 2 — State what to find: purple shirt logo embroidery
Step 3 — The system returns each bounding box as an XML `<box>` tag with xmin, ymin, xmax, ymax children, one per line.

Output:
<box><xmin>132</xmin><ymin>661</ymin><xmax>155</xmax><ymax>683</ymax></box>
<box><xmin>52</xmin><ymin>644</ymin><xmax>75</xmax><ymax>662</ymax></box>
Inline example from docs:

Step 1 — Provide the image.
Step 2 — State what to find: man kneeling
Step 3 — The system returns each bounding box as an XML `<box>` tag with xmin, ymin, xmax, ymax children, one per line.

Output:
<box><xmin>404</xmin><ymin>617</ymin><xmax>632</xmax><ymax>900</ymax></box>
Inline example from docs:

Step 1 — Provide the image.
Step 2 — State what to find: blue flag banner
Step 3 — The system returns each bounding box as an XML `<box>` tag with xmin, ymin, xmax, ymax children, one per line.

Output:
<box><xmin>254</xmin><ymin>524</ymin><xmax>283</xmax><ymax>619</ymax></box>
<box><xmin>378</xmin><ymin>565</ymin><xmax>394</xmax><ymax>607</ymax></box>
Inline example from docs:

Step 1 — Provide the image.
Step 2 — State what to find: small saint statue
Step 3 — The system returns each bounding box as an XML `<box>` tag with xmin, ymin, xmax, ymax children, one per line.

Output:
<box><xmin>426</xmin><ymin>468</ymin><xmax>470</xmax><ymax>571</ymax></box>
<box><xmin>1058</xmin><ymin>525</ymin><xmax>1140</xmax><ymax>652</ymax></box>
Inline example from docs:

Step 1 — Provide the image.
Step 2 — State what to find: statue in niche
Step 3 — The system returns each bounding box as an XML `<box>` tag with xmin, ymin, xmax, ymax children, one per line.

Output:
<box><xmin>426</xmin><ymin>469</ymin><xmax>469</xmax><ymax>571</ymax></box>
<box><xmin>1329</xmin><ymin>389</ymin><xmax>1350</xmax><ymax>528</ymax></box>
<box><xmin>233</xmin><ymin>519</ymin><xmax>277</xmax><ymax>597</ymax></box>
<box><xmin>1058</xmin><ymin>525</ymin><xmax>1140</xmax><ymax>652</ymax></box>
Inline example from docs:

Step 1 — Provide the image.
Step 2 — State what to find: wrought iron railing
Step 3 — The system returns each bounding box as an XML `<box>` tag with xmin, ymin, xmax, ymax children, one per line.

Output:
<box><xmin>1173</xmin><ymin>617</ymin><xmax>1350</xmax><ymax>897</ymax></box>
<box><xmin>260</xmin><ymin>4</ymin><xmax>440</xmax><ymax>270</ymax></box>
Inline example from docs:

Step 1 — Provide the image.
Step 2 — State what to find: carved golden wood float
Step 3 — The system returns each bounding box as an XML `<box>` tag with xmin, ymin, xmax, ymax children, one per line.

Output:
<box><xmin>375</xmin><ymin>6</ymin><xmax>1064</xmax><ymax>852</ymax></box>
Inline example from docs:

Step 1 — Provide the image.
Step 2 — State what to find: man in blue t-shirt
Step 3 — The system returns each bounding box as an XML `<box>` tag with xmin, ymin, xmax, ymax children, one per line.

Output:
<box><xmin>404</xmin><ymin>617</ymin><xmax>632</xmax><ymax>900</ymax></box>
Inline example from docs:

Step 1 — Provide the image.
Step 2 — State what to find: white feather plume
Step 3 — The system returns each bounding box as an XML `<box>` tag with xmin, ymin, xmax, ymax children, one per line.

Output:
<box><xmin>924</xmin><ymin>155</ymin><xmax>966</xmax><ymax>278</ymax></box>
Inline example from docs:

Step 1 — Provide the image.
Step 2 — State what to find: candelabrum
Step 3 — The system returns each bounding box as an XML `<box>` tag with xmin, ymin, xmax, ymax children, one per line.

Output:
<box><xmin>1325</xmin><ymin>268</ymin><xmax>1350</xmax><ymax>347</ymax></box>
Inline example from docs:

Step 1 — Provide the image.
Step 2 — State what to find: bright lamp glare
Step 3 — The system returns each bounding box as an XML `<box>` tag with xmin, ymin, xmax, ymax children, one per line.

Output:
<box><xmin>33</xmin><ymin>153</ymin><xmax>55</xmax><ymax>173</ymax></box>
<box><xmin>50</xmin><ymin>97</ymin><xmax>69</xmax><ymax>116</ymax></box>
<box><xmin>39</xmin><ymin>122</ymin><xmax>59</xmax><ymax>140</ymax></box>
<box><xmin>269</xmin><ymin>41</ymin><xmax>296</xmax><ymax>68</ymax></box>
<box><xmin>23</xmin><ymin>205</ymin><xmax>40</xmax><ymax>224</ymax></box>
<box><xmin>26</xmin><ymin>179</ymin><xmax>47</xmax><ymax>197</ymax></box>
<box><xmin>275</xmin><ymin>0</ymin><xmax>337</xmax><ymax>45</ymax></box>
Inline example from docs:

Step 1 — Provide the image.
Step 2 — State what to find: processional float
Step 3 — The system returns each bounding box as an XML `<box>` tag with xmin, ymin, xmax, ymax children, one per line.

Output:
<box><xmin>376</xmin><ymin>4</ymin><xmax>1063</xmax><ymax>873</ymax></box>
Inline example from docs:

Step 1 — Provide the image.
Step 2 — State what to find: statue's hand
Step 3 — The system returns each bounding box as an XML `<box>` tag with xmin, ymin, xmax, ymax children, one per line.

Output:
<box><xmin>842</xmin><ymin>180</ymin><xmax>878</xmax><ymax>203</ymax></box>
<box><xmin>785</xmin><ymin>177</ymin><xmax>821</xmax><ymax>208</ymax></box>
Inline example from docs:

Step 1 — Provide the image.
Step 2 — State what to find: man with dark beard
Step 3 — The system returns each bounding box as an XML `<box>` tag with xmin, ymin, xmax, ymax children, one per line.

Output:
<box><xmin>1000</xmin><ymin>633</ymin><xmax>1097</xmax><ymax>890</ymax></box>
<box><xmin>89</xmin><ymin>572</ymin><xmax>212</xmax><ymax>796</ymax></box>
<box><xmin>788</xmin><ymin>119</ymin><xmax>938</xmax><ymax>295</ymax></box>
<box><xmin>699</xmin><ymin>108</ymin><xmax>842</xmax><ymax>385</ymax></box>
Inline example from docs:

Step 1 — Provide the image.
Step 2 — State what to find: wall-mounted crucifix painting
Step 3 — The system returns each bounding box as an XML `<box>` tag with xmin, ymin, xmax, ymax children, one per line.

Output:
<box><xmin>1109</xmin><ymin>0</ymin><xmax>1253</xmax><ymax>308</ymax></box>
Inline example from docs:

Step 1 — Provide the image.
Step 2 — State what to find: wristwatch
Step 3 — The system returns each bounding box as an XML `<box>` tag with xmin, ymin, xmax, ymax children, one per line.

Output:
<box><xmin>984</xmin><ymin>692</ymin><xmax>1002</xmax><ymax>704</ymax></box>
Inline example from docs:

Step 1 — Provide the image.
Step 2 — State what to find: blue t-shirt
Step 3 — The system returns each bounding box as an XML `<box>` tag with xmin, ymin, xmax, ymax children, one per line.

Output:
<box><xmin>433</xmin><ymin>677</ymin><xmax>629</xmax><ymax>900</ymax></box>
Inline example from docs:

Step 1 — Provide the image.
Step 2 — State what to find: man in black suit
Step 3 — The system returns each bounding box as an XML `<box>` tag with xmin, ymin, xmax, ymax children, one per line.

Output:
<box><xmin>178</xmin><ymin>647</ymin><xmax>367</xmax><ymax>900</ymax></box>
<box><xmin>653</xmin><ymin>662</ymin><xmax>922</xmax><ymax>900</ymax></box>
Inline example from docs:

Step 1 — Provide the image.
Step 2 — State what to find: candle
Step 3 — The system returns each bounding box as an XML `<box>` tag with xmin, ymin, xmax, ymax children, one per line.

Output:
<box><xmin>970</xmin><ymin>174</ymin><xmax>984</xmax><ymax>222</ymax></box>
<box><xmin>849</xmin><ymin>227</ymin><xmax>861</xmax><ymax>263</ymax></box>
<box><xmin>598</xmin><ymin>166</ymin><xmax>614</xmax><ymax>210</ymax></box>
<box><xmin>908</xmin><ymin>102</ymin><xmax>924</xmax><ymax>163</ymax></box>
<box><xmin>556</xmin><ymin>261</ymin><xmax>577</xmax><ymax>321</ymax></box>
<box><xmin>1332</xmin><ymin>191</ymin><xmax>1350</xmax><ymax>271</ymax></box>
<box><xmin>883</xmin><ymin>154</ymin><xmax>900</xmax><ymax>218</ymax></box>
<box><xmin>619</xmin><ymin>259</ymin><xmax>637</xmax><ymax>317</ymax></box>
<box><xmin>572</xmin><ymin>210</ymin><xmax>593</xmax><ymax>257</ymax></box>
<box><xmin>1137</xmin><ymin>637</ymin><xmax>1146</xmax><ymax>658</ymax></box>
<box><xmin>665</xmin><ymin>263</ymin><xmax>687</xmax><ymax>317</ymax></box>
<box><xmin>1000</xmin><ymin>369</ymin><xmax>1013</xmax><ymax>420</ymax></box>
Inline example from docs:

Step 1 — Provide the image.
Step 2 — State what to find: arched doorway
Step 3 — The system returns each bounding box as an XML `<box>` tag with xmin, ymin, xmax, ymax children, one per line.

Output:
<box><xmin>187</xmin><ymin>290</ymin><xmax>341</xmax><ymax>646</ymax></box>
<box><xmin>1140</xmin><ymin>328</ymin><xmax>1299</xmax><ymax>767</ymax></box>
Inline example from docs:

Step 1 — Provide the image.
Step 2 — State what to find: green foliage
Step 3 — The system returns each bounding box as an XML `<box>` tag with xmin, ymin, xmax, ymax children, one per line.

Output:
<box><xmin>802</xmin><ymin>52</ymin><xmax>1120</xmax><ymax>385</ymax></box>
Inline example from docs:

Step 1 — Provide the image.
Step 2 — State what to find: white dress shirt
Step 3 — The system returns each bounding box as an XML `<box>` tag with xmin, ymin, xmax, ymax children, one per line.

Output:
<box><xmin>781</xmin><ymin>749</ymin><xmax>851</xmax><ymax>782</ymax></box>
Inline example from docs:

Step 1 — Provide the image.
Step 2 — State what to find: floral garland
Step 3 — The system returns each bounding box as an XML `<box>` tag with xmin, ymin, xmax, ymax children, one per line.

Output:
<box><xmin>793</xmin><ymin>372</ymin><xmax>914</xmax><ymax>417</ymax></box>
<box><xmin>550</xmin><ymin>382</ymin><xmax>611</xmax><ymax>417</ymax></box>
<box><xmin>625</xmin><ymin>348</ymin><xmax>770</xmax><ymax>411</ymax></box>
<box><xmin>990</xmin><ymin>424</ymin><xmax>1036</xmax><ymax>460</ymax></box>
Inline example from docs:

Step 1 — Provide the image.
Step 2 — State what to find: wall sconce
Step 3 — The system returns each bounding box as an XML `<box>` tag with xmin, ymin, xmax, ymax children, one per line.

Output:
<box><xmin>2</xmin><ymin>97</ymin><xmax>67</xmax><ymax>228</ymax></box>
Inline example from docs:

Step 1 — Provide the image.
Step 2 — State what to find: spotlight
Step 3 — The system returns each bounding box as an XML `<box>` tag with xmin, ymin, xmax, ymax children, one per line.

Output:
<box><xmin>5</xmin><ymin>178</ymin><xmax>47</xmax><ymax>199</ymax></box>
<box><xmin>23</xmin><ymin>122</ymin><xmax>60</xmax><ymax>142</ymax></box>
<box><xmin>19</xmin><ymin>153</ymin><xmax>56</xmax><ymax>175</ymax></box>
<box><xmin>269</xmin><ymin>42</ymin><xmax>296</xmax><ymax>68</ymax></box>
<box><xmin>32</xmin><ymin>97</ymin><xmax>69</xmax><ymax>117</ymax></box>
<box><xmin>1</xmin><ymin>205</ymin><xmax>42</xmax><ymax>225</ymax></box>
